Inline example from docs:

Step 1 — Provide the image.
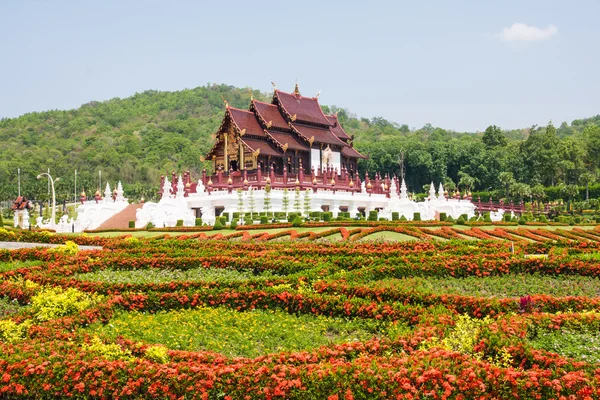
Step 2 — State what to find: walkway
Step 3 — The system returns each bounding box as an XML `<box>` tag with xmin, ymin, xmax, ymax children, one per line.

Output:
<box><xmin>0</xmin><ymin>242</ymin><xmax>103</xmax><ymax>251</ymax></box>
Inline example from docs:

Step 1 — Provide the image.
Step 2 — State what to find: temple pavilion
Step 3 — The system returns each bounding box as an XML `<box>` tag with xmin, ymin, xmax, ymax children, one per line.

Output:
<box><xmin>206</xmin><ymin>83</ymin><xmax>366</xmax><ymax>177</ymax></box>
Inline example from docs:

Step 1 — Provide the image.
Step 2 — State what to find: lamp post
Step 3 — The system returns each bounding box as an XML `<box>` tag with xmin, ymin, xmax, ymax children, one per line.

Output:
<box><xmin>37</xmin><ymin>173</ymin><xmax>59</xmax><ymax>229</ymax></box>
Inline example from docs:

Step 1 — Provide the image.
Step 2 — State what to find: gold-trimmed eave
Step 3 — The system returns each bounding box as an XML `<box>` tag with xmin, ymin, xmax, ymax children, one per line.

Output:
<box><xmin>287</xmin><ymin>122</ymin><xmax>312</xmax><ymax>145</ymax></box>
<box><xmin>263</xmin><ymin>129</ymin><xmax>286</xmax><ymax>152</ymax></box>
<box><xmin>272</xmin><ymin>91</ymin><xmax>298</xmax><ymax>124</ymax></box>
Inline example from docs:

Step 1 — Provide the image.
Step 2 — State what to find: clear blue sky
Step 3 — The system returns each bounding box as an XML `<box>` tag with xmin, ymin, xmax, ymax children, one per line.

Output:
<box><xmin>1</xmin><ymin>0</ymin><xmax>598</xmax><ymax>132</ymax></box>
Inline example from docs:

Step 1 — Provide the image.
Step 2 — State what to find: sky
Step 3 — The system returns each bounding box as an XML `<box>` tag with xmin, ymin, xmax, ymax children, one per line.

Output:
<box><xmin>1</xmin><ymin>0</ymin><xmax>599</xmax><ymax>132</ymax></box>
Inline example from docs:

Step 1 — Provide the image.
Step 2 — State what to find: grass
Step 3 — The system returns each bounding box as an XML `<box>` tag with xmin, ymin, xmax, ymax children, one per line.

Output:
<box><xmin>371</xmin><ymin>274</ymin><xmax>600</xmax><ymax>298</ymax></box>
<box><xmin>0</xmin><ymin>297</ymin><xmax>22</xmax><ymax>318</ymax></box>
<box><xmin>529</xmin><ymin>328</ymin><xmax>600</xmax><ymax>363</ymax></box>
<box><xmin>89</xmin><ymin>307</ymin><xmax>407</xmax><ymax>358</ymax></box>
<box><xmin>75</xmin><ymin>267</ymin><xmax>277</xmax><ymax>284</ymax></box>
<box><xmin>359</xmin><ymin>231</ymin><xmax>417</xmax><ymax>242</ymax></box>
<box><xmin>0</xmin><ymin>260</ymin><xmax>43</xmax><ymax>273</ymax></box>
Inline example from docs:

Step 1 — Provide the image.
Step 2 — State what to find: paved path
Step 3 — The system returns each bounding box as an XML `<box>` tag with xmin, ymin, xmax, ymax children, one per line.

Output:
<box><xmin>0</xmin><ymin>242</ymin><xmax>103</xmax><ymax>251</ymax></box>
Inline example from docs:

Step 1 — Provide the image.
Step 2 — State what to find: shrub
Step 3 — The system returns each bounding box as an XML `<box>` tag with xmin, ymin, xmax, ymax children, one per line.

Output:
<box><xmin>128</xmin><ymin>220</ymin><xmax>135</xmax><ymax>229</ymax></box>
<box><xmin>221</xmin><ymin>212</ymin><xmax>229</xmax><ymax>221</ymax></box>
<box><xmin>288</xmin><ymin>213</ymin><xmax>298</xmax><ymax>222</ymax></box>
<box><xmin>195</xmin><ymin>218</ymin><xmax>202</xmax><ymax>227</ymax></box>
<box><xmin>0</xmin><ymin>319</ymin><xmax>32</xmax><ymax>343</ymax></box>
<box><xmin>518</xmin><ymin>217</ymin><xmax>526</xmax><ymax>225</ymax></box>
<box><xmin>391</xmin><ymin>212</ymin><xmax>399</xmax><ymax>221</ymax></box>
<box><xmin>368</xmin><ymin>210</ymin><xmax>378</xmax><ymax>221</ymax></box>
<box><xmin>244</xmin><ymin>217</ymin><xmax>253</xmax><ymax>225</ymax></box>
<box><xmin>575</xmin><ymin>216</ymin><xmax>582</xmax><ymax>224</ymax></box>
<box><xmin>83</xmin><ymin>336</ymin><xmax>132</xmax><ymax>361</ymax></box>
<box><xmin>175</xmin><ymin>219</ymin><xmax>184</xmax><ymax>227</ymax></box>
<box><xmin>292</xmin><ymin>216</ymin><xmax>304</xmax><ymax>227</ymax></box>
<box><xmin>399</xmin><ymin>215</ymin><xmax>407</xmax><ymax>222</ymax></box>
<box><xmin>413</xmin><ymin>212</ymin><xmax>421</xmax><ymax>221</ymax></box>
<box><xmin>446</xmin><ymin>215</ymin><xmax>454</xmax><ymax>223</ymax></box>
<box><xmin>457</xmin><ymin>215</ymin><xmax>466</xmax><ymax>225</ymax></box>
<box><xmin>144</xmin><ymin>345</ymin><xmax>169</xmax><ymax>364</ymax></box>
<box><xmin>439</xmin><ymin>212</ymin><xmax>447</xmax><ymax>222</ymax></box>
<box><xmin>503</xmin><ymin>213</ymin><xmax>512</xmax><ymax>222</ymax></box>
<box><xmin>146</xmin><ymin>222</ymin><xmax>154</xmax><ymax>229</ymax></box>
<box><xmin>48</xmin><ymin>241</ymin><xmax>79</xmax><ymax>256</ymax></box>
<box><xmin>260</xmin><ymin>216</ymin><xmax>269</xmax><ymax>224</ymax></box>
<box><xmin>31</xmin><ymin>287</ymin><xmax>101</xmax><ymax>322</ymax></box>
<box><xmin>232</xmin><ymin>212</ymin><xmax>240</xmax><ymax>220</ymax></box>
<box><xmin>322</xmin><ymin>212</ymin><xmax>332</xmax><ymax>222</ymax></box>
<box><xmin>483</xmin><ymin>213</ymin><xmax>492</xmax><ymax>223</ymax></box>
<box><xmin>596</xmin><ymin>216</ymin><xmax>600</xmax><ymax>223</ymax></box>
<box><xmin>569</xmin><ymin>217</ymin><xmax>575</xmax><ymax>226</ymax></box>
<box><xmin>230</xmin><ymin>219</ymin><xmax>238</xmax><ymax>229</ymax></box>
<box><xmin>378</xmin><ymin>218</ymin><xmax>388</xmax><ymax>221</ymax></box>
<box><xmin>219</xmin><ymin>216</ymin><xmax>227</xmax><ymax>226</ymax></box>
<box><xmin>213</xmin><ymin>219</ymin><xmax>224</xmax><ymax>230</ymax></box>
<box><xmin>0</xmin><ymin>213</ymin><xmax>3</xmax><ymax>226</ymax></box>
<box><xmin>460</xmin><ymin>214</ymin><xmax>468</xmax><ymax>221</ymax></box>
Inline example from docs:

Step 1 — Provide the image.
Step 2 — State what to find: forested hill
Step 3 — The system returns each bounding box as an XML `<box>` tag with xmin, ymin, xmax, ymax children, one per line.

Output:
<box><xmin>1</xmin><ymin>83</ymin><xmax>599</xmax><ymax>202</ymax></box>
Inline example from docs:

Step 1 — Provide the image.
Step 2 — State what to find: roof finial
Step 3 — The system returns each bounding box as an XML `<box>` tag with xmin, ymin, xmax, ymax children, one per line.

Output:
<box><xmin>247</xmin><ymin>88</ymin><xmax>253</xmax><ymax>101</ymax></box>
<box><xmin>271</xmin><ymin>81</ymin><xmax>277</xmax><ymax>90</ymax></box>
<box><xmin>316</xmin><ymin>90</ymin><xmax>321</xmax><ymax>99</ymax></box>
<box><xmin>220</xmin><ymin>95</ymin><xmax>229</xmax><ymax>109</ymax></box>
<box><xmin>293</xmin><ymin>80</ymin><xmax>301</xmax><ymax>96</ymax></box>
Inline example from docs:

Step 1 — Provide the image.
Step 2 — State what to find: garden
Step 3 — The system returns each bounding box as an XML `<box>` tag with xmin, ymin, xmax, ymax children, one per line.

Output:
<box><xmin>1</xmin><ymin>227</ymin><xmax>600</xmax><ymax>398</ymax></box>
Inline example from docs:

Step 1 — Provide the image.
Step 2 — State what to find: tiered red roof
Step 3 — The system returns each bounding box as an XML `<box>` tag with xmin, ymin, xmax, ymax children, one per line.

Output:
<box><xmin>207</xmin><ymin>84</ymin><xmax>367</xmax><ymax>161</ymax></box>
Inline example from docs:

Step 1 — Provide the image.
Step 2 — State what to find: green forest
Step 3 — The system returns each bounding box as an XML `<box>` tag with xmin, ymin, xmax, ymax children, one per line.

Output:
<box><xmin>1</xmin><ymin>84</ymin><xmax>599</xmax><ymax>204</ymax></box>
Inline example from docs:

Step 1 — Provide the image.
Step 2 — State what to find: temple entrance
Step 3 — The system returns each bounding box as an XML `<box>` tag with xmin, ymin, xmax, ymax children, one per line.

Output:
<box><xmin>230</xmin><ymin>160</ymin><xmax>239</xmax><ymax>171</ymax></box>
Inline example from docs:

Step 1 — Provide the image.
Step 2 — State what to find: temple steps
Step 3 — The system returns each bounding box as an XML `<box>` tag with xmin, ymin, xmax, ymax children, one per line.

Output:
<box><xmin>95</xmin><ymin>204</ymin><xmax>143</xmax><ymax>230</ymax></box>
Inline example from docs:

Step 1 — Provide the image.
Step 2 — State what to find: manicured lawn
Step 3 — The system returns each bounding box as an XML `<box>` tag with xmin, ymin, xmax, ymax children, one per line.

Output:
<box><xmin>75</xmin><ymin>267</ymin><xmax>277</xmax><ymax>284</ymax></box>
<box><xmin>359</xmin><ymin>231</ymin><xmax>417</xmax><ymax>242</ymax></box>
<box><xmin>0</xmin><ymin>261</ymin><xmax>42</xmax><ymax>273</ymax></box>
<box><xmin>373</xmin><ymin>274</ymin><xmax>600</xmax><ymax>298</ymax></box>
<box><xmin>89</xmin><ymin>307</ymin><xmax>401</xmax><ymax>358</ymax></box>
<box><xmin>0</xmin><ymin>297</ymin><xmax>22</xmax><ymax>318</ymax></box>
<box><xmin>529</xmin><ymin>328</ymin><xmax>600</xmax><ymax>363</ymax></box>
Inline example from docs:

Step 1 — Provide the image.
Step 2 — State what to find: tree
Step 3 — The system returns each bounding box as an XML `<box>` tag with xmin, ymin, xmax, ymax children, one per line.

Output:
<box><xmin>236</xmin><ymin>189</ymin><xmax>244</xmax><ymax>223</ymax></box>
<box><xmin>282</xmin><ymin>188</ymin><xmax>290</xmax><ymax>218</ymax></box>
<box><xmin>578</xmin><ymin>172</ymin><xmax>596</xmax><ymax>201</ymax></box>
<box><xmin>248</xmin><ymin>186</ymin><xmax>255</xmax><ymax>219</ymax></box>
<box><xmin>263</xmin><ymin>184</ymin><xmax>271</xmax><ymax>217</ymax></box>
<box><xmin>498</xmin><ymin>172</ymin><xmax>515</xmax><ymax>199</ymax></box>
<box><xmin>482</xmin><ymin>125</ymin><xmax>507</xmax><ymax>148</ymax></box>
<box><xmin>303</xmin><ymin>189</ymin><xmax>311</xmax><ymax>218</ymax></box>
<box><xmin>293</xmin><ymin>188</ymin><xmax>301</xmax><ymax>215</ymax></box>
<box><xmin>457</xmin><ymin>171</ymin><xmax>478</xmax><ymax>193</ymax></box>
<box><xmin>510</xmin><ymin>182</ymin><xmax>531</xmax><ymax>203</ymax></box>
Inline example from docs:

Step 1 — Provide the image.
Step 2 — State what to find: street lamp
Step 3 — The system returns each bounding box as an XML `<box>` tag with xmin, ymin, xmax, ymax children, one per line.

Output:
<box><xmin>37</xmin><ymin>173</ymin><xmax>60</xmax><ymax>229</ymax></box>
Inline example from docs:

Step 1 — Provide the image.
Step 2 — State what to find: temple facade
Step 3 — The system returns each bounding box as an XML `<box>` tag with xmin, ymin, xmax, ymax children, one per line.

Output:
<box><xmin>206</xmin><ymin>83</ymin><xmax>366</xmax><ymax>177</ymax></box>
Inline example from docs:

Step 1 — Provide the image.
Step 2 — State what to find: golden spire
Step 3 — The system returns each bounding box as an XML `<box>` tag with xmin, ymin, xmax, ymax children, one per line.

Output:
<box><xmin>247</xmin><ymin>88</ymin><xmax>253</xmax><ymax>101</ymax></box>
<box><xmin>220</xmin><ymin>95</ymin><xmax>229</xmax><ymax>109</ymax></box>
<box><xmin>271</xmin><ymin>81</ymin><xmax>277</xmax><ymax>90</ymax></box>
<box><xmin>293</xmin><ymin>81</ymin><xmax>300</xmax><ymax>95</ymax></box>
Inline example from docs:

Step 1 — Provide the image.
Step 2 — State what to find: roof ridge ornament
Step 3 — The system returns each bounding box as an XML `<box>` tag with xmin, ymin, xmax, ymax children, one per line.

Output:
<box><xmin>282</xmin><ymin>143</ymin><xmax>288</xmax><ymax>152</ymax></box>
<box><xmin>316</xmin><ymin>90</ymin><xmax>321</xmax><ymax>99</ymax></box>
<box><xmin>220</xmin><ymin>95</ymin><xmax>229</xmax><ymax>109</ymax></box>
<box><xmin>293</xmin><ymin>82</ymin><xmax>301</xmax><ymax>96</ymax></box>
<box><xmin>239</xmin><ymin>128</ymin><xmax>246</xmax><ymax>136</ymax></box>
<box><xmin>271</xmin><ymin>81</ymin><xmax>277</xmax><ymax>90</ymax></box>
<box><xmin>247</xmin><ymin>88</ymin><xmax>253</xmax><ymax>101</ymax></box>
<box><xmin>291</xmin><ymin>114</ymin><xmax>297</xmax><ymax>122</ymax></box>
<box><xmin>266</xmin><ymin>121</ymin><xmax>272</xmax><ymax>129</ymax></box>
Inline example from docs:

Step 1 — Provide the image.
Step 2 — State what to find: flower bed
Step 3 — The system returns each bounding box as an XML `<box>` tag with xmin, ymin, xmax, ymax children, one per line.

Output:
<box><xmin>1</xmin><ymin>231</ymin><xmax>600</xmax><ymax>397</ymax></box>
